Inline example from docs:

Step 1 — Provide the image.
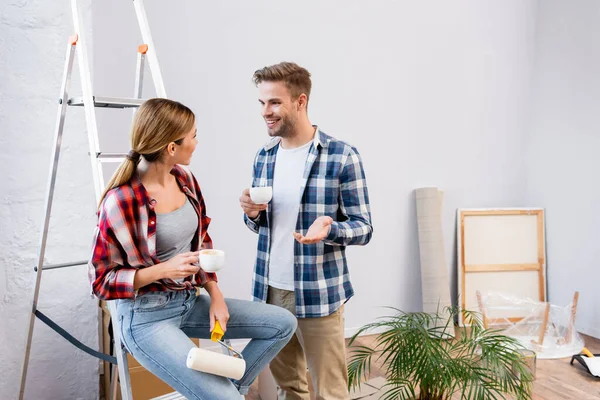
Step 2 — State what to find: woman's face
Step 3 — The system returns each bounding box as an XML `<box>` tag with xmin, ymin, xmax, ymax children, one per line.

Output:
<box><xmin>172</xmin><ymin>125</ymin><xmax>198</xmax><ymax>165</ymax></box>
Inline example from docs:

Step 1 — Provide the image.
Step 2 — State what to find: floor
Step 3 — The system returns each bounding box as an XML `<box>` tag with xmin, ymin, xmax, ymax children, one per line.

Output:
<box><xmin>246</xmin><ymin>333</ymin><xmax>600</xmax><ymax>400</ymax></box>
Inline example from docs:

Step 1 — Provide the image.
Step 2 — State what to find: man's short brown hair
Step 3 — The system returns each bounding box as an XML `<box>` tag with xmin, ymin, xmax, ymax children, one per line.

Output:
<box><xmin>253</xmin><ymin>62</ymin><xmax>312</xmax><ymax>101</ymax></box>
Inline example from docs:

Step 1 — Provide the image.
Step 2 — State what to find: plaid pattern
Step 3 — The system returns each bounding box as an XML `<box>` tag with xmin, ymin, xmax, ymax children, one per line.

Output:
<box><xmin>88</xmin><ymin>165</ymin><xmax>217</xmax><ymax>300</ymax></box>
<box><xmin>245</xmin><ymin>129</ymin><xmax>373</xmax><ymax>318</ymax></box>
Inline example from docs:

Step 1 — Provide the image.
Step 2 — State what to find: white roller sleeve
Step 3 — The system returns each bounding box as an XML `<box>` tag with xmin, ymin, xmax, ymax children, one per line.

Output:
<box><xmin>186</xmin><ymin>347</ymin><xmax>246</xmax><ymax>380</ymax></box>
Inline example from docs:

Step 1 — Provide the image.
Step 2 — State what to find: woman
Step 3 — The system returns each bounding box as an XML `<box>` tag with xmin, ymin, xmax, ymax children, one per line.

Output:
<box><xmin>89</xmin><ymin>98</ymin><xmax>297</xmax><ymax>399</ymax></box>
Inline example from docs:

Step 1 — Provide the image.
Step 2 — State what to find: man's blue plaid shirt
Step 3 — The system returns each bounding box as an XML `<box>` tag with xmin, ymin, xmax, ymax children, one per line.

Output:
<box><xmin>245</xmin><ymin>129</ymin><xmax>373</xmax><ymax>318</ymax></box>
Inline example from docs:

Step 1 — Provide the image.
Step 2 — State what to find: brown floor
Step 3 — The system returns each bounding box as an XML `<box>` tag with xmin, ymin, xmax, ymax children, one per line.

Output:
<box><xmin>246</xmin><ymin>333</ymin><xmax>600</xmax><ymax>400</ymax></box>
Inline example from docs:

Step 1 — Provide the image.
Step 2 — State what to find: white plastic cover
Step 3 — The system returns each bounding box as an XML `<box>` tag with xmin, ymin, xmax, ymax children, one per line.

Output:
<box><xmin>478</xmin><ymin>292</ymin><xmax>584</xmax><ymax>359</ymax></box>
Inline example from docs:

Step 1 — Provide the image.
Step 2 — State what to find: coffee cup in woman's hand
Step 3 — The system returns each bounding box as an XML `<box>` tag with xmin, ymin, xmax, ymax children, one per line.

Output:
<box><xmin>198</xmin><ymin>249</ymin><xmax>225</xmax><ymax>272</ymax></box>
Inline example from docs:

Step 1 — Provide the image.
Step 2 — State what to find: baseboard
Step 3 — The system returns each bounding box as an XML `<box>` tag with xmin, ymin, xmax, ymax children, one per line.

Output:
<box><xmin>579</xmin><ymin>326</ymin><xmax>600</xmax><ymax>340</ymax></box>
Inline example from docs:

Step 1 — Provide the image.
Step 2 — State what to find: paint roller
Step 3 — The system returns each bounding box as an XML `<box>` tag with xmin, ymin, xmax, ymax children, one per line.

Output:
<box><xmin>570</xmin><ymin>347</ymin><xmax>600</xmax><ymax>378</ymax></box>
<box><xmin>579</xmin><ymin>348</ymin><xmax>600</xmax><ymax>377</ymax></box>
<box><xmin>186</xmin><ymin>321</ymin><xmax>246</xmax><ymax>380</ymax></box>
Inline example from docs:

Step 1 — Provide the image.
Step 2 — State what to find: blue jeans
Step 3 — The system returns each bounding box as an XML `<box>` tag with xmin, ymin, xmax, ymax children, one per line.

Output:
<box><xmin>115</xmin><ymin>289</ymin><xmax>297</xmax><ymax>399</ymax></box>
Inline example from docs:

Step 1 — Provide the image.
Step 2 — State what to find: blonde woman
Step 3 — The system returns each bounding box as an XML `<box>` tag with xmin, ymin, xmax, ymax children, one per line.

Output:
<box><xmin>89</xmin><ymin>98</ymin><xmax>296</xmax><ymax>399</ymax></box>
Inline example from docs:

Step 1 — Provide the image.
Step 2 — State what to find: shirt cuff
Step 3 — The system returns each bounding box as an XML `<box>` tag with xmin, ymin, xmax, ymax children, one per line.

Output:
<box><xmin>116</xmin><ymin>267</ymin><xmax>137</xmax><ymax>298</ymax></box>
<box><xmin>326</xmin><ymin>221</ymin><xmax>340</xmax><ymax>241</ymax></box>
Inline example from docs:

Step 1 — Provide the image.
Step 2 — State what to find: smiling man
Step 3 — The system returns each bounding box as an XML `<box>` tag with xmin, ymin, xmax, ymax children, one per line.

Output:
<box><xmin>239</xmin><ymin>62</ymin><xmax>373</xmax><ymax>400</ymax></box>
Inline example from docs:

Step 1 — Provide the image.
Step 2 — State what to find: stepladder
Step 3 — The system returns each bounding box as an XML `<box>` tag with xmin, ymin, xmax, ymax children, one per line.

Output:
<box><xmin>18</xmin><ymin>0</ymin><xmax>166</xmax><ymax>399</ymax></box>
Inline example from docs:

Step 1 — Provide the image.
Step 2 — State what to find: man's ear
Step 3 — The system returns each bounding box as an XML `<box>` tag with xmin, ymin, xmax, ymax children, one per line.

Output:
<box><xmin>297</xmin><ymin>93</ymin><xmax>308</xmax><ymax>110</ymax></box>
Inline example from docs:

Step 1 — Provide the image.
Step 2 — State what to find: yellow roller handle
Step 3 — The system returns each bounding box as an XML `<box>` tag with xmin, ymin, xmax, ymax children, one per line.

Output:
<box><xmin>582</xmin><ymin>347</ymin><xmax>595</xmax><ymax>358</ymax></box>
<box><xmin>211</xmin><ymin>320</ymin><xmax>225</xmax><ymax>342</ymax></box>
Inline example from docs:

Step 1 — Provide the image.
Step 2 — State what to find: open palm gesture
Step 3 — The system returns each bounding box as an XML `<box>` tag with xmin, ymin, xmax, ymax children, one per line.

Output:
<box><xmin>293</xmin><ymin>216</ymin><xmax>333</xmax><ymax>244</ymax></box>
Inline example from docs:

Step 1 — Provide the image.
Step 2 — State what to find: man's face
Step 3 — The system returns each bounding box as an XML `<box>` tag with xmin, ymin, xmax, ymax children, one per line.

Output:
<box><xmin>258</xmin><ymin>81</ymin><xmax>298</xmax><ymax>138</ymax></box>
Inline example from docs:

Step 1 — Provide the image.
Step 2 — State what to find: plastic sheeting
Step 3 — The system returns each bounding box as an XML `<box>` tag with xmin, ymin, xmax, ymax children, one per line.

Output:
<box><xmin>478</xmin><ymin>292</ymin><xmax>583</xmax><ymax>359</ymax></box>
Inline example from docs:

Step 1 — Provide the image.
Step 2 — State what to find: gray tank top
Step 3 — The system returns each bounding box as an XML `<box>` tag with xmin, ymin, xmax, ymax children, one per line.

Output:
<box><xmin>155</xmin><ymin>198</ymin><xmax>197</xmax><ymax>265</ymax></box>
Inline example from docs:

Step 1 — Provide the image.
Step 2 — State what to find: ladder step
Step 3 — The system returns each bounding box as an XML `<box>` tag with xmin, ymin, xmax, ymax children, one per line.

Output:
<box><xmin>34</xmin><ymin>260</ymin><xmax>87</xmax><ymax>272</ymax></box>
<box><xmin>67</xmin><ymin>96</ymin><xmax>145</xmax><ymax>108</ymax></box>
<box><xmin>97</xmin><ymin>152</ymin><xmax>126</xmax><ymax>162</ymax></box>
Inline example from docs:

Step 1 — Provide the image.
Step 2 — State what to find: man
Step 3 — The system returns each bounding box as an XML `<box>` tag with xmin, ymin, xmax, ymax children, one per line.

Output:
<box><xmin>239</xmin><ymin>61</ymin><xmax>373</xmax><ymax>399</ymax></box>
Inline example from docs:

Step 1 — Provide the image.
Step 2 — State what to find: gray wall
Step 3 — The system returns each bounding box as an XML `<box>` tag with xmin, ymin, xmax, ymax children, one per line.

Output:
<box><xmin>0</xmin><ymin>0</ymin><xmax>99</xmax><ymax>399</ymax></box>
<box><xmin>525</xmin><ymin>0</ymin><xmax>600</xmax><ymax>338</ymax></box>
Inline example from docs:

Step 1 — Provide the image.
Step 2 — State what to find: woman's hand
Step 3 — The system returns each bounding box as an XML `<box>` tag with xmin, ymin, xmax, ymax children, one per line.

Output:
<box><xmin>204</xmin><ymin>281</ymin><xmax>229</xmax><ymax>332</ymax></box>
<box><xmin>209</xmin><ymin>294</ymin><xmax>230</xmax><ymax>332</ymax></box>
<box><xmin>133</xmin><ymin>252</ymin><xmax>199</xmax><ymax>290</ymax></box>
<box><xmin>158</xmin><ymin>251</ymin><xmax>200</xmax><ymax>280</ymax></box>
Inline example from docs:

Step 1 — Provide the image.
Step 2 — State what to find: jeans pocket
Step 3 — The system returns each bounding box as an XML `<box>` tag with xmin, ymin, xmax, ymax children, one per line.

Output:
<box><xmin>133</xmin><ymin>292</ymin><xmax>171</xmax><ymax>313</ymax></box>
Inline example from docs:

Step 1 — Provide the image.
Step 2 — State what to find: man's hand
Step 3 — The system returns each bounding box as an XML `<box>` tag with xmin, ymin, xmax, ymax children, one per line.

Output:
<box><xmin>293</xmin><ymin>216</ymin><xmax>333</xmax><ymax>244</ymax></box>
<box><xmin>239</xmin><ymin>188</ymin><xmax>267</xmax><ymax>219</ymax></box>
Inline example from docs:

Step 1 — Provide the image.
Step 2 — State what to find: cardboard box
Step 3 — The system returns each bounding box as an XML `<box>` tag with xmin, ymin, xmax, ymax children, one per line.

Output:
<box><xmin>125</xmin><ymin>354</ymin><xmax>176</xmax><ymax>400</ymax></box>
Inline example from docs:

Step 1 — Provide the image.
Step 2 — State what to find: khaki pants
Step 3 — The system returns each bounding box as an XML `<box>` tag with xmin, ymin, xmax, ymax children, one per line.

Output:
<box><xmin>267</xmin><ymin>287</ymin><xmax>349</xmax><ymax>400</ymax></box>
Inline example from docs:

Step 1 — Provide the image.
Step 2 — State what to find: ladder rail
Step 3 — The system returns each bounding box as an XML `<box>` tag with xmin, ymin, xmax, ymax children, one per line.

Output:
<box><xmin>133</xmin><ymin>0</ymin><xmax>167</xmax><ymax>98</ymax></box>
<box><xmin>19</xmin><ymin>36</ymin><xmax>77</xmax><ymax>400</ymax></box>
<box><xmin>134</xmin><ymin>45</ymin><xmax>147</xmax><ymax>100</ymax></box>
<box><xmin>71</xmin><ymin>0</ymin><xmax>105</xmax><ymax>199</ymax></box>
<box><xmin>107</xmin><ymin>301</ymin><xmax>133</xmax><ymax>400</ymax></box>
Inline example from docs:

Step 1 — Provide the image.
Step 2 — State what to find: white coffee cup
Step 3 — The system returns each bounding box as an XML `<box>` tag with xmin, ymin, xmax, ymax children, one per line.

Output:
<box><xmin>198</xmin><ymin>249</ymin><xmax>225</xmax><ymax>272</ymax></box>
<box><xmin>249</xmin><ymin>186</ymin><xmax>273</xmax><ymax>204</ymax></box>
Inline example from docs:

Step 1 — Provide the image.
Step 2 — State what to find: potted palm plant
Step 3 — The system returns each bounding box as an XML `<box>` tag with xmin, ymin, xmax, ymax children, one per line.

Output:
<box><xmin>347</xmin><ymin>307</ymin><xmax>534</xmax><ymax>400</ymax></box>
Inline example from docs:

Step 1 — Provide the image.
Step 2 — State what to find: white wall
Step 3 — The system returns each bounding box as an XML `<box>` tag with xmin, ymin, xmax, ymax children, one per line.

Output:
<box><xmin>1</xmin><ymin>1</ymin><xmax>546</xmax><ymax>398</ymax></box>
<box><xmin>0</xmin><ymin>1</ymin><xmax>100</xmax><ymax>399</ymax></box>
<box><xmin>93</xmin><ymin>0</ymin><xmax>538</xmax><ymax>333</ymax></box>
<box><xmin>525</xmin><ymin>0</ymin><xmax>600</xmax><ymax>338</ymax></box>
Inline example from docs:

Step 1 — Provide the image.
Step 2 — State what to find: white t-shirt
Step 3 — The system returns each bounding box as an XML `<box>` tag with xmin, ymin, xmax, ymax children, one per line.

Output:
<box><xmin>268</xmin><ymin>140</ymin><xmax>312</xmax><ymax>290</ymax></box>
